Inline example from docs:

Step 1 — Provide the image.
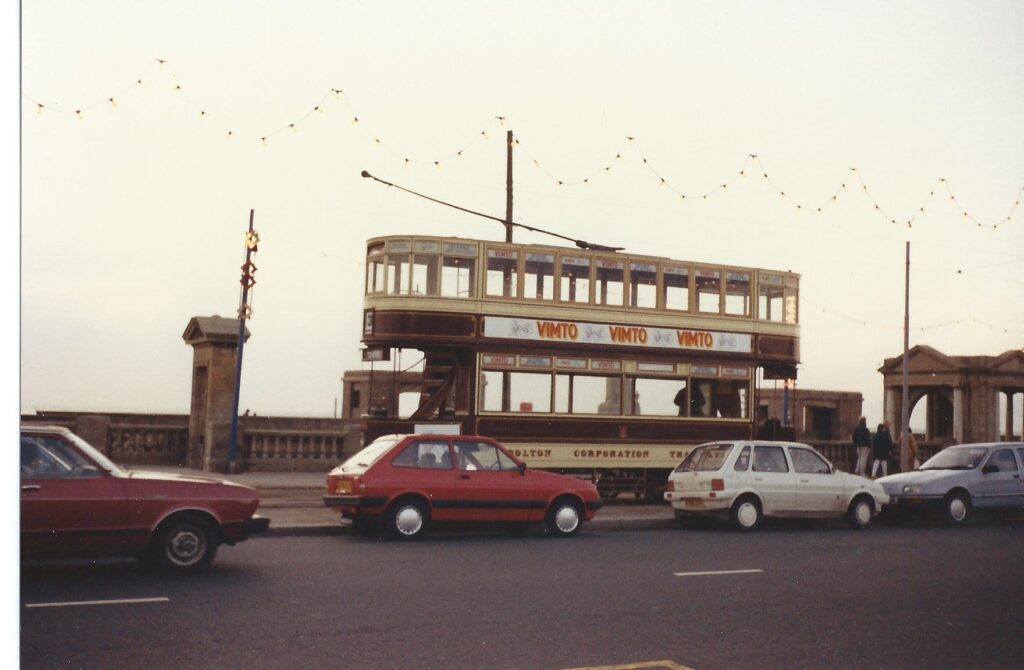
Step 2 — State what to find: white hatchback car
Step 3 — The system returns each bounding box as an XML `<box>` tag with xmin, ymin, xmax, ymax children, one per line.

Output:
<box><xmin>665</xmin><ymin>441</ymin><xmax>889</xmax><ymax>531</ymax></box>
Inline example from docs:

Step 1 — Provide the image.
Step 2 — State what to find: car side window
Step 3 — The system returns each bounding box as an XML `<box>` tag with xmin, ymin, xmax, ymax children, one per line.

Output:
<box><xmin>790</xmin><ymin>448</ymin><xmax>831</xmax><ymax>474</ymax></box>
<box><xmin>392</xmin><ymin>440</ymin><xmax>451</xmax><ymax>469</ymax></box>
<box><xmin>455</xmin><ymin>441</ymin><xmax>504</xmax><ymax>471</ymax></box>
<box><xmin>987</xmin><ymin>449</ymin><xmax>1019</xmax><ymax>473</ymax></box>
<box><xmin>752</xmin><ymin>446</ymin><xmax>789</xmax><ymax>473</ymax></box>
<box><xmin>734</xmin><ymin>446</ymin><xmax>750</xmax><ymax>471</ymax></box>
<box><xmin>21</xmin><ymin>436</ymin><xmax>94</xmax><ymax>479</ymax></box>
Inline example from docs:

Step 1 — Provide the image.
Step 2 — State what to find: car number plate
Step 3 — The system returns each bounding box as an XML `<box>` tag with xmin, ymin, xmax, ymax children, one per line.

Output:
<box><xmin>683</xmin><ymin>497</ymin><xmax>704</xmax><ymax>508</ymax></box>
<box><xmin>335</xmin><ymin>480</ymin><xmax>351</xmax><ymax>494</ymax></box>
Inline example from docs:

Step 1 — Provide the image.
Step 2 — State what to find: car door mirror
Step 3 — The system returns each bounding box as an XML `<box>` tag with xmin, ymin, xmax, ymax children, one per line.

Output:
<box><xmin>77</xmin><ymin>465</ymin><xmax>103</xmax><ymax>478</ymax></box>
<box><xmin>982</xmin><ymin>464</ymin><xmax>999</xmax><ymax>475</ymax></box>
<box><xmin>517</xmin><ymin>462</ymin><xmax>527</xmax><ymax>476</ymax></box>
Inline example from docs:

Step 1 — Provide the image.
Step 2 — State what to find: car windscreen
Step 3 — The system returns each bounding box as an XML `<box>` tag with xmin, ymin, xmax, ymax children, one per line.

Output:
<box><xmin>337</xmin><ymin>437</ymin><xmax>401</xmax><ymax>472</ymax></box>
<box><xmin>919</xmin><ymin>446</ymin><xmax>988</xmax><ymax>471</ymax></box>
<box><xmin>673</xmin><ymin>444</ymin><xmax>733</xmax><ymax>472</ymax></box>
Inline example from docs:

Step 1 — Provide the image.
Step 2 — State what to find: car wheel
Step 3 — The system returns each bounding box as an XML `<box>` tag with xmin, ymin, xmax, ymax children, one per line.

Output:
<box><xmin>846</xmin><ymin>496</ymin><xmax>874</xmax><ymax>530</ymax></box>
<box><xmin>152</xmin><ymin>516</ymin><xmax>218</xmax><ymax>572</ymax></box>
<box><xmin>387</xmin><ymin>500</ymin><xmax>427</xmax><ymax>540</ymax></box>
<box><xmin>730</xmin><ymin>495</ymin><xmax>762</xmax><ymax>532</ymax></box>
<box><xmin>944</xmin><ymin>491</ymin><xmax>971</xmax><ymax>525</ymax></box>
<box><xmin>546</xmin><ymin>499</ymin><xmax>583</xmax><ymax>537</ymax></box>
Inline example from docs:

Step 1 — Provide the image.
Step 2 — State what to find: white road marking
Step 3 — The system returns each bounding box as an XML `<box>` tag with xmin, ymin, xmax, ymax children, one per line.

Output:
<box><xmin>673</xmin><ymin>569</ymin><xmax>763</xmax><ymax>577</ymax></box>
<box><xmin>25</xmin><ymin>597</ymin><xmax>170</xmax><ymax>609</ymax></box>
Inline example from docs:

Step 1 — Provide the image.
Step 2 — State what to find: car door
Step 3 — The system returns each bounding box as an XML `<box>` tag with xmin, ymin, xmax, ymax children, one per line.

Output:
<box><xmin>453</xmin><ymin>440</ymin><xmax>534</xmax><ymax>522</ymax></box>
<box><xmin>384</xmin><ymin>438</ymin><xmax>460</xmax><ymax>521</ymax></box>
<box><xmin>20</xmin><ymin>433</ymin><xmax>129</xmax><ymax>557</ymax></box>
<box><xmin>973</xmin><ymin>448</ymin><xmax>1022</xmax><ymax>509</ymax></box>
<box><xmin>751</xmin><ymin>445</ymin><xmax>797</xmax><ymax>513</ymax></box>
<box><xmin>788</xmin><ymin>447</ymin><xmax>844</xmax><ymax>514</ymax></box>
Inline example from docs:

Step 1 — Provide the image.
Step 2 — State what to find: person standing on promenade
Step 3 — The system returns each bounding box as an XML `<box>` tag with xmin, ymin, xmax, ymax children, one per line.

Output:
<box><xmin>852</xmin><ymin>417</ymin><xmax>872</xmax><ymax>476</ymax></box>
<box><xmin>871</xmin><ymin>421</ymin><xmax>894</xmax><ymax>478</ymax></box>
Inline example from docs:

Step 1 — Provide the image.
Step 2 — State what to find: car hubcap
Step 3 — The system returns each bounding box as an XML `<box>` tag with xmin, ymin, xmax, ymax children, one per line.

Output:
<box><xmin>167</xmin><ymin>526</ymin><xmax>205</xmax><ymax>566</ymax></box>
<box><xmin>737</xmin><ymin>502</ymin><xmax>758</xmax><ymax>528</ymax></box>
<box><xmin>395</xmin><ymin>506</ymin><xmax>423</xmax><ymax>535</ymax></box>
<box><xmin>949</xmin><ymin>498</ymin><xmax>967</xmax><ymax>522</ymax></box>
<box><xmin>554</xmin><ymin>506</ymin><xmax>580</xmax><ymax>533</ymax></box>
<box><xmin>856</xmin><ymin>503</ymin><xmax>871</xmax><ymax>526</ymax></box>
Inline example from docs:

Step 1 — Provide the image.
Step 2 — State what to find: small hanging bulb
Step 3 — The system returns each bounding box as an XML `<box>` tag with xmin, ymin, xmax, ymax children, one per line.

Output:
<box><xmin>480</xmin><ymin>130</ymin><xmax>488</xmax><ymax>138</ymax></box>
<box><xmin>314</xmin><ymin>106</ymin><xmax>321</xmax><ymax>114</ymax></box>
<box><xmin>75</xmin><ymin>109</ymin><xmax>83</xmax><ymax>120</ymax></box>
<box><xmin>175</xmin><ymin>84</ymin><xmax>182</xmax><ymax>92</ymax></box>
<box><xmin>496</xmin><ymin>116</ymin><xmax>505</xmax><ymax>126</ymax></box>
<box><xmin>35</xmin><ymin>103</ymin><xmax>44</xmax><ymax>115</ymax></box>
<box><xmin>226</xmin><ymin>130</ymin><xmax>233</xmax><ymax>140</ymax></box>
<box><xmin>659</xmin><ymin>178</ymin><xmax>666</xmax><ymax>186</ymax></box>
<box><xmin>351</xmin><ymin>116</ymin><xmax>359</xmax><ymax>125</ymax></box>
<box><xmin>720</xmin><ymin>184</ymin><xmax>727</xmax><ymax>190</ymax></box>
<box><xmin>403</xmin><ymin>158</ymin><xmax>410</xmax><ymax>167</ymax></box>
<box><xmin>434</xmin><ymin>161</ymin><xmax>440</xmax><ymax>170</ymax></box>
<box><xmin>456</xmin><ymin>150</ymin><xmax>463</xmax><ymax>158</ymax></box>
<box><xmin>200</xmin><ymin>110</ymin><xmax>207</xmax><ymax>118</ymax></box>
<box><xmin>374</xmin><ymin>138</ymin><xmax>382</xmax><ymax>144</ymax></box>
<box><xmin>260</xmin><ymin>137</ymin><xmax>268</xmax><ymax>147</ymax></box>
<box><xmin>109</xmin><ymin>98</ymin><xmax>117</xmax><ymax>108</ymax></box>
<box><xmin>289</xmin><ymin>123</ymin><xmax>297</xmax><ymax>132</ymax></box>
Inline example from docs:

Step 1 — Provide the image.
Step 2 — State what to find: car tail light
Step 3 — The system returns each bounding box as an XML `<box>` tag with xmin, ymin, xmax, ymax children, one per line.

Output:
<box><xmin>326</xmin><ymin>474</ymin><xmax>339</xmax><ymax>493</ymax></box>
<box><xmin>711</xmin><ymin>478</ymin><xmax>725</xmax><ymax>491</ymax></box>
<box><xmin>666</xmin><ymin>480</ymin><xmax>675</xmax><ymax>492</ymax></box>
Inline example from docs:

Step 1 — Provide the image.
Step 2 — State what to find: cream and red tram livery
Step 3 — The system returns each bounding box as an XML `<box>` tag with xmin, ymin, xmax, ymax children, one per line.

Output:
<box><xmin>359</xmin><ymin>235</ymin><xmax>799</xmax><ymax>500</ymax></box>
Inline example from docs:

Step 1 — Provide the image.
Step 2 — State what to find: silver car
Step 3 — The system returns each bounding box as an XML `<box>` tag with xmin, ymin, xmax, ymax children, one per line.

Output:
<box><xmin>877</xmin><ymin>442</ymin><xmax>1024</xmax><ymax>524</ymax></box>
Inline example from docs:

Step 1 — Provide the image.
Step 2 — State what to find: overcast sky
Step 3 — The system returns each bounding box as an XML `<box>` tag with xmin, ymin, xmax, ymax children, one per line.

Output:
<box><xmin>18</xmin><ymin>1</ymin><xmax>1024</xmax><ymax>429</ymax></box>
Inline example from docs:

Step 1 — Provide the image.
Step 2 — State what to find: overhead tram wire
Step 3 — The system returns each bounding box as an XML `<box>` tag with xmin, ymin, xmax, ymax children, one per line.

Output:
<box><xmin>360</xmin><ymin>170</ymin><xmax>624</xmax><ymax>253</ymax></box>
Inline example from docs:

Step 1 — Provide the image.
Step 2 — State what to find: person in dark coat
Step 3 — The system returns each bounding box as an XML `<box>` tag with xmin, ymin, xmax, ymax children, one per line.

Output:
<box><xmin>852</xmin><ymin>417</ymin><xmax>872</xmax><ymax>476</ymax></box>
<box><xmin>870</xmin><ymin>421</ymin><xmax>894</xmax><ymax>478</ymax></box>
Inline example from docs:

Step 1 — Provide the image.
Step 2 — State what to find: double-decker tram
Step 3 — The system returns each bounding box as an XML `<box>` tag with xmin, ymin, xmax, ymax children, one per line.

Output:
<box><xmin>358</xmin><ymin>234</ymin><xmax>800</xmax><ymax>500</ymax></box>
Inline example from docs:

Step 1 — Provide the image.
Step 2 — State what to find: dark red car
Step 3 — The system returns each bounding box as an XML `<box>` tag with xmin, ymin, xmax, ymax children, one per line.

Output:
<box><xmin>20</xmin><ymin>425</ymin><xmax>270</xmax><ymax>572</ymax></box>
<box><xmin>323</xmin><ymin>434</ymin><xmax>602</xmax><ymax>539</ymax></box>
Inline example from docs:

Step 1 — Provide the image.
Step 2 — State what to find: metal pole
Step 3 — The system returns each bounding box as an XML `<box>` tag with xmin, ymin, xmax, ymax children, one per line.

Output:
<box><xmin>505</xmin><ymin>130</ymin><xmax>513</xmax><ymax>243</ymax></box>
<box><xmin>228</xmin><ymin>209</ymin><xmax>257</xmax><ymax>473</ymax></box>
<box><xmin>900</xmin><ymin>241</ymin><xmax>911</xmax><ymax>472</ymax></box>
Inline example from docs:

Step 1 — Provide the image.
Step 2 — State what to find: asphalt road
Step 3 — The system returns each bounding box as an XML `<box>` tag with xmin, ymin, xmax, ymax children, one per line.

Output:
<box><xmin>21</xmin><ymin>518</ymin><xmax>1024</xmax><ymax>670</ymax></box>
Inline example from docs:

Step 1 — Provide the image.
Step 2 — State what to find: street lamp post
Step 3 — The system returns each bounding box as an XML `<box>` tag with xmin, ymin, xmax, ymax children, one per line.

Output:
<box><xmin>228</xmin><ymin>209</ymin><xmax>259</xmax><ymax>473</ymax></box>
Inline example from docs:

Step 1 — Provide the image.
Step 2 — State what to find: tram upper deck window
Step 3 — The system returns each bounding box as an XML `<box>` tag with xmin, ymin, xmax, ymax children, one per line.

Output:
<box><xmin>366</xmin><ymin>243</ymin><xmax>386</xmax><ymax>295</ymax></box>
<box><xmin>784</xmin><ymin>276</ymin><xmax>799</xmax><ymax>324</ymax></box>
<box><xmin>725</xmin><ymin>271</ymin><xmax>751</xmax><ymax>316</ymax></box>
<box><xmin>524</xmin><ymin>252</ymin><xmax>555</xmax><ymax>300</ymax></box>
<box><xmin>480</xmin><ymin>370</ymin><xmax>551</xmax><ymax>413</ymax></box>
<box><xmin>440</xmin><ymin>241</ymin><xmax>477</xmax><ymax>298</ymax></box>
<box><xmin>629</xmin><ymin>262</ymin><xmax>657</xmax><ymax>309</ymax></box>
<box><xmin>486</xmin><ymin>248</ymin><xmax>519</xmax><ymax>298</ymax></box>
<box><xmin>696</xmin><ymin>269</ymin><xmax>721</xmax><ymax>313</ymax></box>
<box><xmin>626</xmin><ymin>377</ymin><xmax>687</xmax><ymax>416</ymax></box>
<box><xmin>386</xmin><ymin>240</ymin><xmax>413</xmax><ymax>295</ymax></box>
<box><xmin>559</xmin><ymin>256</ymin><xmax>591</xmax><ymax>304</ymax></box>
<box><xmin>758</xmin><ymin>273</ymin><xmax>784</xmax><ymax>322</ymax></box>
<box><xmin>663</xmin><ymin>266</ymin><xmax>689</xmax><ymax>311</ymax></box>
<box><xmin>411</xmin><ymin>240</ymin><xmax>441</xmax><ymax>296</ymax></box>
<box><xmin>595</xmin><ymin>259</ymin><xmax>625</xmax><ymax>307</ymax></box>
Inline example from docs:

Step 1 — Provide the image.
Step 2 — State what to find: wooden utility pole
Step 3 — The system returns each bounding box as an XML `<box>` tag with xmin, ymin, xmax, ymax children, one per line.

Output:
<box><xmin>505</xmin><ymin>130</ymin><xmax>514</xmax><ymax>242</ymax></box>
<box><xmin>900</xmin><ymin>241</ymin><xmax>911</xmax><ymax>472</ymax></box>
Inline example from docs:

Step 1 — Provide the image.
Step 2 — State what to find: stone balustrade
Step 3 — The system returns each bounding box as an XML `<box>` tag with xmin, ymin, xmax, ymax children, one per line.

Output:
<box><xmin>242</xmin><ymin>428</ymin><xmax>350</xmax><ymax>472</ymax></box>
<box><xmin>108</xmin><ymin>423</ymin><xmax>190</xmax><ymax>465</ymax></box>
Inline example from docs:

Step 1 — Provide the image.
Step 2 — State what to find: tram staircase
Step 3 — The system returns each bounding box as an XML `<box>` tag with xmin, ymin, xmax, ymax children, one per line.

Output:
<box><xmin>409</xmin><ymin>352</ymin><xmax>458</xmax><ymax>421</ymax></box>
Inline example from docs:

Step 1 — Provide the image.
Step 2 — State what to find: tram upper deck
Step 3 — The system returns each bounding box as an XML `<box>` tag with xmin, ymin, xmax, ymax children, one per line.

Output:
<box><xmin>362</xmin><ymin>235</ymin><xmax>800</xmax><ymax>371</ymax></box>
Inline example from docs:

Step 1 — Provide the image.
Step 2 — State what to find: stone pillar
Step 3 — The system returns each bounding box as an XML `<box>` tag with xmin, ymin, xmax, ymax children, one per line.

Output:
<box><xmin>885</xmin><ymin>388</ymin><xmax>897</xmax><ymax>427</ymax></box>
<box><xmin>953</xmin><ymin>387</ymin><xmax>963</xmax><ymax>444</ymax></box>
<box><xmin>1005</xmin><ymin>391</ymin><xmax>1015</xmax><ymax>442</ymax></box>
<box><xmin>182</xmin><ymin>316</ymin><xmax>251</xmax><ymax>472</ymax></box>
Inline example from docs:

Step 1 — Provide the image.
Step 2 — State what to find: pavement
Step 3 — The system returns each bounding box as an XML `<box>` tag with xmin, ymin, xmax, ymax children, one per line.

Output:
<box><xmin>141</xmin><ymin>465</ymin><xmax>677</xmax><ymax>537</ymax></box>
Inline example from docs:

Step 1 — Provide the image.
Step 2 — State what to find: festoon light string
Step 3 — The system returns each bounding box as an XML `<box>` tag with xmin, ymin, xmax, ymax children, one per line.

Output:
<box><xmin>23</xmin><ymin>58</ymin><xmax>1023</xmax><ymax>230</ymax></box>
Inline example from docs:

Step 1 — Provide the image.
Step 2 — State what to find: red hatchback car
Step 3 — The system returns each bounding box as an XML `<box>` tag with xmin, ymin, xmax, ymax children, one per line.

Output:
<box><xmin>21</xmin><ymin>425</ymin><xmax>270</xmax><ymax>572</ymax></box>
<box><xmin>323</xmin><ymin>434</ymin><xmax>602</xmax><ymax>539</ymax></box>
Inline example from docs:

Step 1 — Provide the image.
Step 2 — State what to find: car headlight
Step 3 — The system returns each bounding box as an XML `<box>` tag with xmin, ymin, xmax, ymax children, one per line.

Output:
<box><xmin>902</xmin><ymin>485</ymin><xmax>919</xmax><ymax>494</ymax></box>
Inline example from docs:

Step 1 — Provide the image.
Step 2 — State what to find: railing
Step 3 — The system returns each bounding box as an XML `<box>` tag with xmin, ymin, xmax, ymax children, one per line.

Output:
<box><xmin>808</xmin><ymin>440</ymin><xmax>943</xmax><ymax>474</ymax></box>
<box><xmin>242</xmin><ymin>429</ymin><xmax>348</xmax><ymax>472</ymax></box>
<box><xmin>108</xmin><ymin>423</ymin><xmax>189</xmax><ymax>465</ymax></box>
